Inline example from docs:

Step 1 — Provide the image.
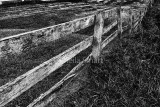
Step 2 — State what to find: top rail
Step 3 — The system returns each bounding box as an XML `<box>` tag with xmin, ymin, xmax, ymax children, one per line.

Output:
<box><xmin>0</xmin><ymin>7</ymin><xmax>118</xmax><ymax>59</ymax></box>
<box><xmin>0</xmin><ymin>2</ymin><xmax>151</xmax><ymax>106</ymax></box>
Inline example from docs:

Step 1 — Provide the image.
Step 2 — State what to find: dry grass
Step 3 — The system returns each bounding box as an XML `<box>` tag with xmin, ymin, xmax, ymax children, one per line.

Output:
<box><xmin>0</xmin><ymin>32</ymin><xmax>90</xmax><ymax>85</ymax></box>
<box><xmin>3</xmin><ymin>34</ymin><xmax>91</xmax><ymax>107</ymax></box>
<box><xmin>1</xmin><ymin>2</ymin><xmax>160</xmax><ymax>107</ymax></box>
<box><xmin>65</xmin><ymin>4</ymin><xmax>160</xmax><ymax>107</ymax></box>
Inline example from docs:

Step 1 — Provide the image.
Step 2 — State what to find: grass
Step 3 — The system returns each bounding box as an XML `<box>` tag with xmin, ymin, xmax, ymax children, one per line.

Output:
<box><xmin>0</xmin><ymin>32</ymin><xmax>89</xmax><ymax>86</ymax></box>
<box><xmin>0</xmin><ymin>3</ymin><xmax>115</xmax><ymax>106</ymax></box>
<box><xmin>1</xmin><ymin>2</ymin><xmax>159</xmax><ymax>107</ymax></box>
<box><xmin>64</xmin><ymin>3</ymin><xmax>160</xmax><ymax>107</ymax></box>
<box><xmin>3</xmin><ymin>33</ymin><xmax>92</xmax><ymax>107</ymax></box>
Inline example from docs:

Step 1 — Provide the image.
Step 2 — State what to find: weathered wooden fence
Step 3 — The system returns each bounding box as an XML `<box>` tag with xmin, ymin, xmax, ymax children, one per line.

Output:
<box><xmin>0</xmin><ymin>1</ymin><xmax>153</xmax><ymax>107</ymax></box>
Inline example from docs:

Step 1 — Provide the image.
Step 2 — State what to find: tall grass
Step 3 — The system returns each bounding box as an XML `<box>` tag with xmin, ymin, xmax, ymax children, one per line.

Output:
<box><xmin>65</xmin><ymin>4</ymin><xmax>160</xmax><ymax>107</ymax></box>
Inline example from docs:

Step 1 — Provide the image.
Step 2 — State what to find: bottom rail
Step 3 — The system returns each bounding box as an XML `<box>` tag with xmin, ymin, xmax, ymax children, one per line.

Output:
<box><xmin>28</xmin><ymin>54</ymin><xmax>92</xmax><ymax>107</ymax></box>
<box><xmin>29</xmin><ymin>25</ymin><xmax>129</xmax><ymax>107</ymax></box>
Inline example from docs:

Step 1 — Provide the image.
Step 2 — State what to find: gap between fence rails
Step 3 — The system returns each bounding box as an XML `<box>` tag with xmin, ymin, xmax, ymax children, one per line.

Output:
<box><xmin>0</xmin><ymin>3</ymin><xmax>150</xmax><ymax>107</ymax></box>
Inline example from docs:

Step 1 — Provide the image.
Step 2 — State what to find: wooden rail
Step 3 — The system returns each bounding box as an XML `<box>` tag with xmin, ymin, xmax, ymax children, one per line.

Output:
<box><xmin>0</xmin><ymin>1</ymin><xmax>152</xmax><ymax>107</ymax></box>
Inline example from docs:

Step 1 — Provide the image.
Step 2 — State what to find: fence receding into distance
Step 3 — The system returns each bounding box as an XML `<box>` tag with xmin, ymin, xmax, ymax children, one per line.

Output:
<box><xmin>0</xmin><ymin>0</ymin><xmax>153</xmax><ymax>106</ymax></box>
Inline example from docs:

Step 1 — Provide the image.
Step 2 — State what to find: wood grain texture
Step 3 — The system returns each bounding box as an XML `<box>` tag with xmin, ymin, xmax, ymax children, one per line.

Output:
<box><xmin>29</xmin><ymin>20</ymin><xmax>130</xmax><ymax>107</ymax></box>
<box><xmin>103</xmin><ymin>20</ymin><xmax>117</xmax><ymax>34</ymax></box>
<box><xmin>102</xmin><ymin>25</ymin><xmax>128</xmax><ymax>49</ymax></box>
<box><xmin>0</xmin><ymin>36</ymin><xmax>93</xmax><ymax>107</ymax></box>
<box><xmin>0</xmin><ymin>2</ymin><xmax>150</xmax><ymax>106</ymax></box>
<box><xmin>117</xmin><ymin>7</ymin><xmax>122</xmax><ymax>37</ymax></box>
<box><xmin>28</xmin><ymin>54</ymin><xmax>92</xmax><ymax>107</ymax></box>
<box><xmin>102</xmin><ymin>30</ymin><xmax>118</xmax><ymax>49</ymax></box>
<box><xmin>0</xmin><ymin>15</ymin><xmax>95</xmax><ymax>59</ymax></box>
<box><xmin>0</xmin><ymin>5</ymin><xmax>145</xmax><ymax>60</ymax></box>
<box><xmin>92</xmin><ymin>12</ymin><xmax>104</xmax><ymax>62</ymax></box>
<box><xmin>129</xmin><ymin>8</ymin><xmax>133</xmax><ymax>34</ymax></box>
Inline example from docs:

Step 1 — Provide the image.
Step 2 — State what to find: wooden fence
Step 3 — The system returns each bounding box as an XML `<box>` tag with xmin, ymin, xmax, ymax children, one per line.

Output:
<box><xmin>0</xmin><ymin>0</ymin><xmax>112</xmax><ymax>5</ymax></box>
<box><xmin>0</xmin><ymin>1</ymin><xmax>152</xmax><ymax>107</ymax></box>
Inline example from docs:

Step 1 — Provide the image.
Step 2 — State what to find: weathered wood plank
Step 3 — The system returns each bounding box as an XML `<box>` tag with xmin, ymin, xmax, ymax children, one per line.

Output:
<box><xmin>134</xmin><ymin>18</ymin><xmax>141</xmax><ymax>28</ymax></box>
<box><xmin>76</xmin><ymin>7</ymin><xmax>117</xmax><ymax>19</ymax></box>
<box><xmin>117</xmin><ymin>7</ymin><xmax>122</xmax><ymax>37</ymax></box>
<box><xmin>103</xmin><ymin>7</ymin><xmax>117</xmax><ymax>19</ymax></box>
<box><xmin>102</xmin><ymin>25</ymin><xmax>128</xmax><ymax>49</ymax></box>
<box><xmin>121</xmin><ymin>6</ymin><xmax>131</xmax><ymax>23</ymax></box>
<box><xmin>129</xmin><ymin>9</ymin><xmax>133</xmax><ymax>34</ymax></box>
<box><xmin>0</xmin><ymin>15</ymin><xmax>95</xmax><ymax>59</ymax></box>
<box><xmin>134</xmin><ymin>10</ymin><xmax>141</xmax><ymax>23</ymax></box>
<box><xmin>103</xmin><ymin>20</ymin><xmax>117</xmax><ymax>34</ymax></box>
<box><xmin>138</xmin><ymin>10</ymin><xmax>145</xmax><ymax>32</ymax></box>
<box><xmin>28</xmin><ymin>18</ymin><xmax>122</xmax><ymax>107</ymax></box>
<box><xmin>0</xmin><ymin>36</ymin><xmax>93</xmax><ymax>107</ymax></box>
<box><xmin>28</xmin><ymin>54</ymin><xmax>92</xmax><ymax>107</ymax></box>
<box><xmin>28</xmin><ymin>9</ymin><xmax>130</xmax><ymax>107</ymax></box>
<box><xmin>92</xmin><ymin>12</ymin><xmax>104</xmax><ymax>63</ymax></box>
<box><xmin>102</xmin><ymin>30</ymin><xmax>118</xmax><ymax>49</ymax></box>
<box><xmin>56</xmin><ymin>4</ymin><xmax>91</xmax><ymax>10</ymax></box>
<box><xmin>0</xmin><ymin>3</ymin><xmax>149</xmax><ymax>106</ymax></box>
<box><xmin>133</xmin><ymin>19</ymin><xmax>141</xmax><ymax>32</ymax></box>
<box><xmin>132</xmin><ymin>7</ymin><xmax>146</xmax><ymax>23</ymax></box>
<box><xmin>29</xmin><ymin>23</ymin><xmax>131</xmax><ymax>107</ymax></box>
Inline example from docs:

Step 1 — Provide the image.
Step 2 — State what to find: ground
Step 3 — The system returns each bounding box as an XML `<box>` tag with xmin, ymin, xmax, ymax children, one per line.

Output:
<box><xmin>0</xmin><ymin>2</ymin><xmax>117</xmax><ymax>107</ymax></box>
<box><xmin>63</xmin><ymin>3</ymin><xmax>160</xmax><ymax>107</ymax></box>
<box><xmin>0</xmin><ymin>1</ymin><xmax>158</xmax><ymax>107</ymax></box>
<box><xmin>0</xmin><ymin>2</ymin><xmax>107</xmax><ymax>38</ymax></box>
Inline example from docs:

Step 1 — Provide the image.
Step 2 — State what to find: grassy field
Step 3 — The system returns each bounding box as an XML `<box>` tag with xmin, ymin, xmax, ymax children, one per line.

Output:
<box><xmin>0</xmin><ymin>2</ymin><xmax>157</xmax><ymax>107</ymax></box>
<box><xmin>2</xmin><ymin>20</ymin><xmax>112</xmax><ymax>107</ymax></box>
<box><xmin>64</xmin><ymin>3</ymin><xmax>160</xmax><ymax>107</ymax></box>
<box><xmin>3</xmin><ymin>32</ymin><xmax>92</xmax><ymax>107</ymax></box>
<box><xmin>0</xmin><ymin>2</ymin><xmax>115</xmax><ymax>106</ymax></box>
<box><xmin>0</xmin><ymin>2</ymin><xmax>106</xmax><ymax>38</ymax></box>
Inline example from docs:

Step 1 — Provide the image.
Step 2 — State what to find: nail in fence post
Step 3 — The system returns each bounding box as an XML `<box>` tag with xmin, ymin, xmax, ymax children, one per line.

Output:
<box><xmin>92</xmin><ymin>11</ymin><xmax>104</xmax><ymax>63</ymax></box>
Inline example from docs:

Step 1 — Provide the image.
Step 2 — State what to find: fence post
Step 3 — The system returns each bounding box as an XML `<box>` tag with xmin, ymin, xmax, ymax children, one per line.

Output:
<box><xmin>139</xmin><ymin>9</ymin><xmax>144</xmax><ymax>35</ymax></box>
<box><xmin>117</xmin><ymin>7</ymin><xmax>122</xmax><ymax>38</ymax></box>
<box><xmin>129</xmin><ymin>8</ymin><xmax>133</xmax><ymax>34</ymax></box>
<box><xmin>150</xmin><ymin>0</ymin><xmax>153</xmax><ymax>7</ymax></box>
<box><xmin>91</xmin><ymin>11</ymin><xmax>104</xmax><ymax>63</ymax></box>
<box><xmin>135</xmin><ymin>10</ymin><xmax>141</xmax><ymax>33</ymax></box>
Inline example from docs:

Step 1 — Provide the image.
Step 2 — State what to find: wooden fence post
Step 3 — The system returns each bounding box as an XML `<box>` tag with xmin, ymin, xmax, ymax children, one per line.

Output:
<box><xmin>91</xmin><ymin>11</ymin><xmax>104</xmax><ymax>63</ymax></box>
<box><xmin>129</xmin><ymin>8</ymin><xmax>133</xmax><ymax>34</ymax></box>
<box><xmin>150</xmin><ymin>0</ymin><xmax>153</xmax><ymax>7</ymax></box>
<box><xmin>139</xmin><ymin>10</ymin><xmax>144</xmax><ymax>35</ymax></box>
<box><xmin>136</xmin><ymin>10</ymin><xmax>142</xmax><ymax>33</ymax></box>
<box><xmin>117</xmin><ymin>7</ymin><xmax>122</xmax><ymax>38</ymax></box>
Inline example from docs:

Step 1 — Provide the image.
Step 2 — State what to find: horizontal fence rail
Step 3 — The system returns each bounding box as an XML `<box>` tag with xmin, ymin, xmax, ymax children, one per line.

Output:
<box><xmin>0</xmin><ymin>0</ymin><xmax>153</xmax><ymax>5</ymax></box>
<box><xmin>28</xmin><ymin>21</ymin><xmax>129</xmax><ymax>107</ymax></box>
<box><xmin>0</xmin><ymin>7</ymin><xmax>118</xmax><ymax>60</ymax></box>
<box><xmin>0</xmin><ymin>1</ymin><xmax>153</xmax><ymax>106</ymax></box>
